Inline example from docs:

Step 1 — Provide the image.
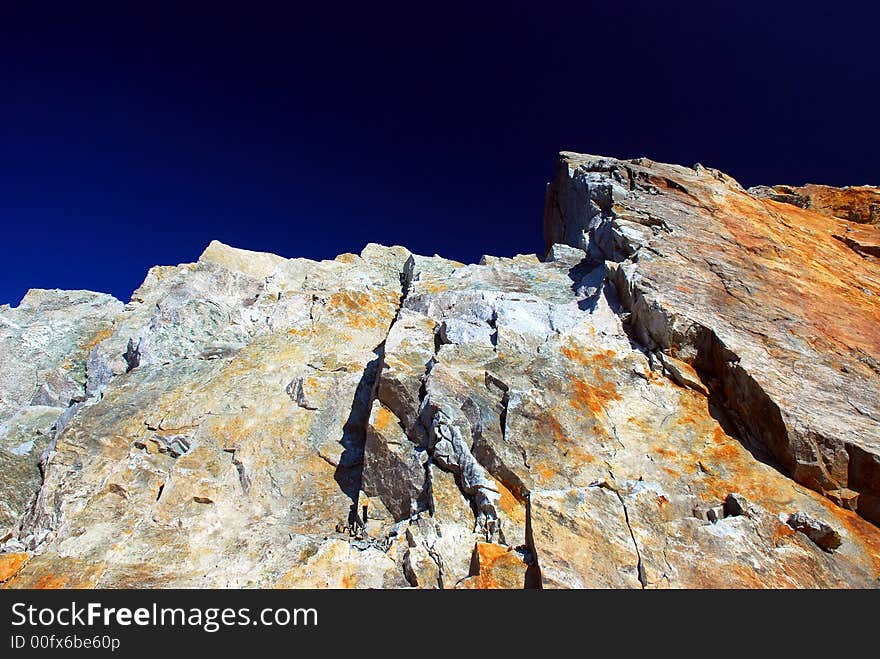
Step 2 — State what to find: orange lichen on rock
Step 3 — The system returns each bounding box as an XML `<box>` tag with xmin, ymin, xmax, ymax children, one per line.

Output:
<box><xmin>695</xmin><ymin>427</ymin><xmax>792</xmax><ymax>505</ymax></box>
<box><xmin>34</xmin><ymin>574</ymin><xmax>70</xmax><ymax>589</ymax></box>
<box><xmin>209</xmin><ymin>416</ymin><xmax>249</xmax><ymax>445</ymax></box>
<box><xmin>496</xmin><ymin>479</ymin><xmax>526</xmax><ymax>526</ymax></box>
<box><xmin>772</xmin><ymin>520</ymin><xmax>797</xmax><ymax>546</ymax></box>
<box><xmin>457</xmin><ymin>542</ymin><xmax>529</xmax><ymax>589</ymax></box>
<box><xmin>325</xmin><ymin>289</ymin><xmax>399</xmax><ymax>331</ymax></box>
<box><xmin>532</xmin><ymin>462</ymin><xmax>558</xmax><ymax>483</ymax></box>
<box><xmin>541</xmin><ymin>409</ymin><xmax>598</xmax><ymax>464</ymax></box>
<box><xmin>570</xmin><ymin>377</ymin><xmax>621</xmax><ymax>415</ymax></box>
<box><xmin>418</xmin><ymin>280</ymin><xmax>450</xmax><ymax>295</ymax></box>
<box><xmin>82</xmin><ymin>325</ymin><xmax>117</xmax><ymax>352</ymax></box>
<box><xmin>561</xmin><ymin>341</ymin><xmax>617</xmax><ymax>369</ymax></box>
<box><xmin>3</xmin><ymin>556</ymin><xmax>111</xmax><ymax>589</ymax></box>
<box><xmin>547</xmin><ymin>413</ymin><xmax>568</xmax><ymax>445</ymax></box>
<box><xmin>0</xmin><ymin>553</ymin><xmax>29</xmax><ymax>582</ymax></box>
<box><xmin>371</xmin><ymin>404</ymin><xmax>398</xmax><ymax>434</ymax></box>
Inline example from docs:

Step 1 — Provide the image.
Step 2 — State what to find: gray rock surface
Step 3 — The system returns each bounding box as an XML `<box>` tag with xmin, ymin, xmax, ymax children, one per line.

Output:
<box><xmin>0</xmin><ymin>289</ymin><xmax>122</xmax><ymax>537</ymax></box>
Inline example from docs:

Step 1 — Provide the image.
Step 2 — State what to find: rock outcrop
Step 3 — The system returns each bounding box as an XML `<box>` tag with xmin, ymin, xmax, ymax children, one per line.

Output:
<box><xmin>0</xmin><ymin>290</ymin><xmax>122</xmax><ymax>540</ymax></box>
<box><xmin>1</xmin><ymin>152</ymin><xmax>878</xmax><ymax>588</ymax></box>
<box><xmin>748</xmin><ymin>183</ymin><xmax>880</xmax><ymax>225</ymax></box>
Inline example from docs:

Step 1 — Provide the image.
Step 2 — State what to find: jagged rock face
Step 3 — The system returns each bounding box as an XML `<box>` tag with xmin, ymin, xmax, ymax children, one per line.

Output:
<box><xmin>748</xmin><ymin>183</ymin><xmax>880</xmax><ymax>225</ymax></box>
<box><xmin>0</xmin><ymin>290</ymin><xmax>122</xmax><ymax>537</ymax></box>
<box><xmin>545</xmin><ymin>152</ymin><xmax>880</xmax><ymax>527</ymax></box>
<box><xmin>4</xmin><ymin>242</ymin><xmax>412</xmax><ymax>587</ymax></box>
<box><xmin>1</xmin><ymin>153</ymin><xmax>879</xmax><ymax>588</ymax></box>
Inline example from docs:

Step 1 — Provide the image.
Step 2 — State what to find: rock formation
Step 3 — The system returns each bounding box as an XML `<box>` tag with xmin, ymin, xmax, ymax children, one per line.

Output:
<box><xmin>1</xmin><ymin>152</ymin><xmax>878</xmax><ymax>588</ymax></box>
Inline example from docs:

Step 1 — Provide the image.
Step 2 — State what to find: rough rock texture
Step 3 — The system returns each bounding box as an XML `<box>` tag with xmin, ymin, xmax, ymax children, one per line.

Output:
<box><xmin>546</xmin><ymin>153</ymin><xmax>880</xmax><ymax>527</ymax></box>
<box><xmin>1</xmin><ymin>153</ymin><xmax>879</xmax><ymax>589</ymax></box>
<box><xmin>748</xmin><ymin>183</ymin><xmax>880</xmax><ymax>225</ymax></box>
<box><xmin>0</xmin><ymin>290</ymin><xmax>122</xmax><ymax>538</ymax></box>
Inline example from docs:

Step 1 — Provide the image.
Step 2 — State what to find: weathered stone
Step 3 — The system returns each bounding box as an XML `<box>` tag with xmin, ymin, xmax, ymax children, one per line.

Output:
<box><xmin>419</xmin><ymin>467</ymin><xmax>481</xmax><ymax>587</ymax></box>
<box><xmin>547</xmin><ymin>152</ymin><xmax>880</xmax><ymax>526</ymax></box>
<box><xmin>274</xmin><ymin>538</ymin><xmax>408</xmax><ymax>589</ymax></box>
<box><xmin>402</xmin><ymin>525</ymin><xmax>441</xmax><ymax>588</ymax></box>
<box><xmin>531</xmin><ymin>487</ymin><xmax>644</xmax><ymax>589</ymax></box>
<box><xmin>544</xmin><ymin>243</ymin><xmax>587</xmax><ymax>266</ymax></box>
<box><xmin>824</xmin><ymin>488</ymin><xmax>860</xmax><ymax>511</ymax></box>
<box><xmin>0</xmin><ymin>552</ymin><xmax>29</xmax><ymax>582</ymax></box>
<box><xmin>3</xmin><ymin>243</ymin><xmax>410</xmax><ymax>587</ymax></box>
<box><xmin>362</xmin><ymin>401</ymin><xmax>429</xmax><ymax>521</ymax></box>
<box><xmin>0</xmin><ymin>289</ymin><xmax>122</xmax><ymax>533</ymax></box>
<box><xmin>658</xmin><ymin>352</ymin><xmax>709</xmax><ymax>396</ymax></box>
<box><xmin>723</xmin><ymin>493</ymin><xmax>752</xmax><ymax>518</ymax></box>
<box><xmin>455</xmin><ymin>542</ymin><xmax>532</xmax><ymax>589</ymax></box>
<box><xmin>2</xmin><ymin>152</ymin><xmax>879</xmax><ymax>589</ymax></box>
<box><xmin>833</xmin><ymin>224</ymin><xmax>880</xmax><ymax>258</ymax></box>
<box><xmin>749</xmin><ymin>183</ymin><xmax>880</xmax><ymax>224</ymax></box>
<box><xmin>785</xmin><ymin>512</ymin><xmax>843</xmax><ymax>552</ymax></box>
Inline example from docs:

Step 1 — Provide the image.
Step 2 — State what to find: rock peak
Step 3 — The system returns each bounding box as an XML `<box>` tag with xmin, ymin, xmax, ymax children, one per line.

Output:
<box><xmin>1</xmin><ymin>152</ymin><xmax>878</xmax><ymax>589</ymax></box>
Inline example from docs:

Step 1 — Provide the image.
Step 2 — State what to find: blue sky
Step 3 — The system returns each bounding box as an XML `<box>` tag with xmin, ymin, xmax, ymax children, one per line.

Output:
<box><xmin>1</xmin><ymin>2</ymin><xmax>877</xmax><ymax>304</ymax></box>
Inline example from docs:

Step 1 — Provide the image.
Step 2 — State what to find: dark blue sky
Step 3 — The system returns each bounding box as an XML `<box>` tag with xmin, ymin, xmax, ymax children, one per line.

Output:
<box><xmin>1</xmin><ymin>2</ymin><xmax>878</xmax><ymax>304</ymax></box>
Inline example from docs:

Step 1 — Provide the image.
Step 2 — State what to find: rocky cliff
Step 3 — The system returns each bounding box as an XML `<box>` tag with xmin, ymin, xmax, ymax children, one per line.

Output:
<box><xmin>1</xmin><ymin>152</ymin><xmax>879</xmax><ymax>588</ymax></box>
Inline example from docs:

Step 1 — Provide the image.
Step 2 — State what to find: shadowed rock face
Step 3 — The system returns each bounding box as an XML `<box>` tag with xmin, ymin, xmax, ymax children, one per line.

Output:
<box><xmin>1</xmin><ymin>154</ymin><xmax>879</xmax><ymax>589</ymax></box>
